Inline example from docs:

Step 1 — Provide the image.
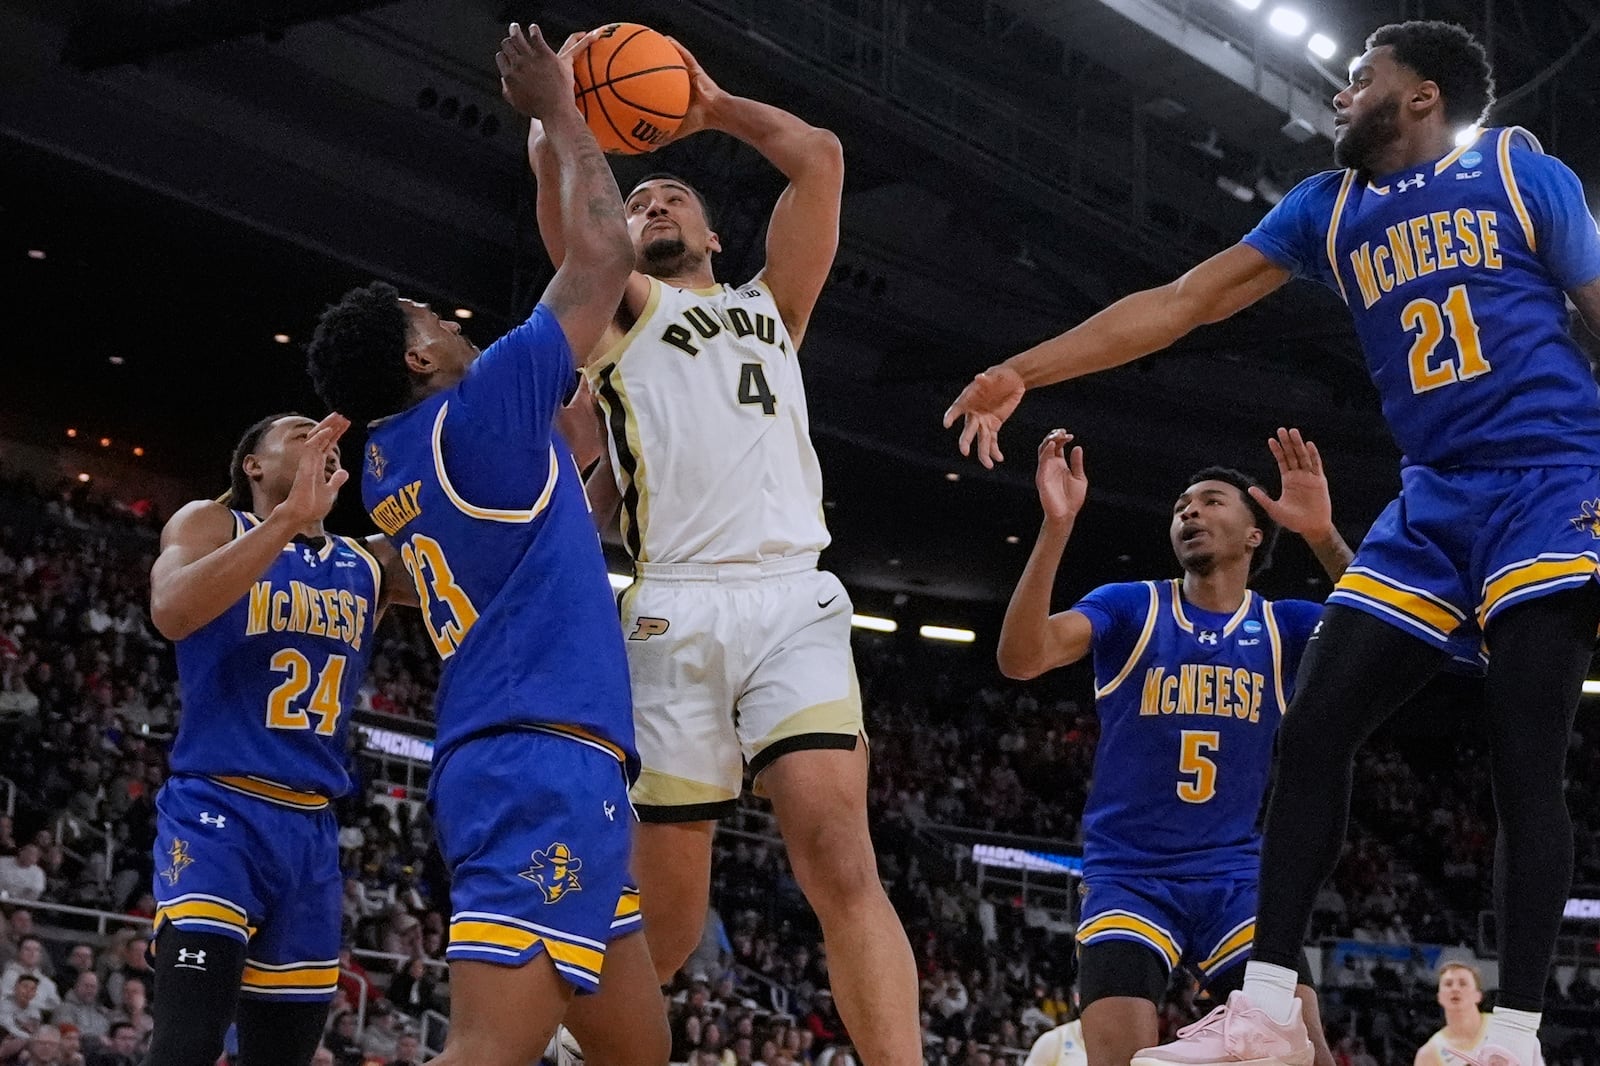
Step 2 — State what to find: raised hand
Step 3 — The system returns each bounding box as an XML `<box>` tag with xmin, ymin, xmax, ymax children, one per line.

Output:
<box><xmin>276</xmin><ymin>413</ymin><xmax>351</xmax><ymax>526</ymax></box>
<box><xmin>662</xmin><ymin>36</ymin><xmax>727</xmax><ymax>142</ymax></box>
<box><xmin>1036</xmin><ymin>429</ymin><xmax>1087</xmax><ymax>524</ymax></box>
<box><xmin>943</xmin><ymin>365</ymin><xmax>1025</xmax><ymax>468</ymax></box>
<box><xmin>497</xmin><ymin>23</ymin><xmax>594</xmax><ymax>120</ymax></box>
<box><xmin>1248</xmin><ymin>427</ymin><xmax>1333</xmax><ymax>537</ymax></box>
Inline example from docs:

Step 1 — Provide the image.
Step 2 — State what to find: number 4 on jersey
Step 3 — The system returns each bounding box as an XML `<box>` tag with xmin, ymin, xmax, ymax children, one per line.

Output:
<box><xmin>737</xmin><ymin>363</ymin><xmax>777</xmax><ymax>415</ymax></box>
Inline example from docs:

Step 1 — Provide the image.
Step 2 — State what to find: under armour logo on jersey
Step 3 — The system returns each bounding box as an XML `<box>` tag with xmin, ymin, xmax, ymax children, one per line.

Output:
<box><xmin>302</xmin><ymin>547</ymin><xmax>318</xmax><ymax>565</ymax></box>
<box><xmin>603</xmin><ymin>801</ymin><xmax>616</xmax><ymax>822</ymax></box>
<box><xmin>1197</xmin><ymin>630</ymin><xmax>1219</xmax><ymax>645</ymax></box>
<box><xmin>176</xmin><ymin>949</ymin><xmax>207</xmax><ymax>969</ymax></box>
<box><xmin>199</xmin><ymin>812</ymin><xmax>227</xmax><ymax>828</ymax></box>
<box><xmin>1395</xmin><ymin>173</ymin><xmax>1427</xmax><ymax>192</ymax></box>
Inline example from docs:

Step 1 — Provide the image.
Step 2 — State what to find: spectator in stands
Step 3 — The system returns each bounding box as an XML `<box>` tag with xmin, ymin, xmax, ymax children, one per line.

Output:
<box><xmin>384</xmin><ymin>956</ymin><xmax>435</xmax><ymax>1018</ymax></box>
<box><xmin>98</xmin><ymin>940</ymin><xmax>148</xmax><ymax>1011</ymax></box>
<box><xmin>0</xmin><ymin>975</ymin><xmax>42</xmax><ymax>1043</ymax></box>
<box><xmin>53</xmin><ymin>1025</ymin><xmax>84</xmax><ymax>1066</ymax></box>
<box><xmin>322</xmin><ymin>1010</ymin><xmax>363</xmax><ymax>1066</ymax></box>
<box><xmin>84</xmin><ymin>1022</ymin><xmax>137</xmax><ymax>1066</ymax></box>
<box><xmin>310</xmin><ymin>1047</ymin><xmax>334</xmax><ymax>1066</ymax></box>
<box><xmin>388</xmin><ymin>1032</ymin><xmax>422</xmax><ymax>1066</ymax></box>
<box><xmin>1</xmin><ymin>1022</ymin><xmax>62</xmax><ymax>1066</ymax></box>
<box><xmin>104</xmin><ymin>981</ymin><xmax>149</xmax><ymax>1047</ymax></box>
<box><xmin>0</xmin><ymin>848</ymin><xmax>46</xmax><ymax>902</ymax></box>
<box><xmin>1</xmin><ymin>941</ymin><xmax>58</xmax><ymax>1013</ymax></box>
<box><xmin>48</xmin><ymin>974</ymin><xmax>107</xmax><ymax>1048</ymax></box>
<box><xmin>1568</xmin><ymin>968</ymin><xmax>1599</xmax><ymax>1009</ymax></box>
<box><xmin>335</xmin><ymin>945</ymin><xmax>379</xmax><ymax>1008</ymax></box>
<box><xmin>54</xmin><ymin>951</ymin><xmax>92</xmax><ymax>998</ymax></box>
<box><xmin>359</xmin><ymin>1001</ymin><xmax>402</xmax><ymax>1063</ymax></box>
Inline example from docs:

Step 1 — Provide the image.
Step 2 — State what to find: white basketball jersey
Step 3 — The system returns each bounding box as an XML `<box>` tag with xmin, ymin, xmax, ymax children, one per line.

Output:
<box><xmin>587</xmin><ymin>277</ymin><xmax>830</xmax><ymax>565</ymax></box>
<box><xmin>1429</xmin><ymin>1016</ymin><xmax>1493</xmax><ymax>1065</ymax></box>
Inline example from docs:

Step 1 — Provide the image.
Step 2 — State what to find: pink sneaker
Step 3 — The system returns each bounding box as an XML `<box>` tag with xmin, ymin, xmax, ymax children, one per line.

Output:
<box><xmin>1130</xmin><ymin>991</ymin><xmax>1313</xmax><ymax>1066</ymax></box>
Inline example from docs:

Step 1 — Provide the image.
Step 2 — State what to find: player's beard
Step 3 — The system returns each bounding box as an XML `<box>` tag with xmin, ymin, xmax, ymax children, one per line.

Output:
<box><xmin>1334</xmin><ymin>93</ymin><xmax>1402</xmax><ymax>173</ymax></box>
<box><xmin>1180</xmin><ymin>549</ymin><xmax>1217</xmax><ymax>577</ymax></box>
<box><xmin>639</xmin><ymin>235</ymin><xmax>700</xmax><ymax>277</ymax></box>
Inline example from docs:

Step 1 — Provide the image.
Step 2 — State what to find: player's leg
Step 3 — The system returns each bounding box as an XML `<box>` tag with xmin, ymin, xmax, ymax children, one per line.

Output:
<box><xmin>234</xmin><ymin>1000</ymin><xmax>327</xmax><ymax>1066</ymax></box>
<box><xmin>1246</xmin><ymin>605</ymin><xmax>1448</xmax><ymax>1001</ymax></box>
<box><xmin>143</xmin><ymin>928</ymin><xmax>247</xmax><ymax>1066</ymax></box>
<box><xmin>631</xmin><ymin>820</ymin><xmax>716</xmax><ymax>983</ymax></box>
<box><xmin>562</xmin><ymin>926</ymin><xmax>671</xmax><ymax>1066</ymax></box>
<box><xmin>621</xmin><ymin>575</ymin><xmax>740</xmax><ymax>983</ymax></box>
<box><xmin>747</xmin><ymin>569</ymin><xmax>919</xmax><ymax>1066</ymax></box>
<box><xmin>433</xmin><ymin>956</ymin><xmax>572</xmax><ymax>1066</ymax></box>
<box><xmin>762</xmin><ymin>744</ymin><xmax>921</xmax><ymax>1066</ymax></box>
<box><xmin>1479</xmin><ymin>584</ymin><xmax>1600</xmax><ymax>1060</ymax></box>
<box><xmin>1077</xmin><ymin>941</ymin><xmax>1166</xmax><ymax>1066</ymax></box>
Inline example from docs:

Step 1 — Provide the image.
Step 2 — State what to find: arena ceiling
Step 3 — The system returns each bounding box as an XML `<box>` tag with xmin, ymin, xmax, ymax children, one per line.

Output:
<box><xmin>4</xmin><ymin>0</ymin><xmax>1599</xmax><ymax>619</ymax></box>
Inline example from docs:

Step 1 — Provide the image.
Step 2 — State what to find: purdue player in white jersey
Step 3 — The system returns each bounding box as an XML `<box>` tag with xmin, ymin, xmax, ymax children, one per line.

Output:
<box><xmin>1416</xmin><ymin>963</ymin><xmax>1543</xmax><ymax>1066</ymax></box>
<box><xmin>529</xmin><ymin>37</ymin><xmax>920</xmax><ymax>1066</ymax></box>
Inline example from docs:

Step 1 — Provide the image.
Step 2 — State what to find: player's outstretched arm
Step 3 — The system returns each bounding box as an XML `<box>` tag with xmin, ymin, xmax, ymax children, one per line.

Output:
<box><xmin>499</xmin><ymin>24</ymin><xmax>632</xmax><ymax>360</ymax></box>
<box><xmin>665</xmin><ymin>38</ymin><xmax>843</xmax><ymax>347</ymax></box>
<box><xmin>1247</xmin><ymin>427</ymin><xmax>1354</xmax><ymax>582</ymax></box>
<box><xmin>997</xmin><ymin>430</ymin><xmax>1095</xmax><ymax>680</ymax></box>
<box><xmin>582</xmin><ymin>454</ymin><xmax>623</xmax><ymax>534</ymax></box>
<box><xmin>150</xmin><ymin>414</ymin><xmax>350</xmax><ymax>641</ymax></box>
<box><xmin>361</xmin><ymin>536</ymin><xmax>419</xmax><ymax>612</ymax></box>
<box><xmin>944</xmin><ymin>243</ymin><xmax>1292</xmax><ymax>468</ymax></box>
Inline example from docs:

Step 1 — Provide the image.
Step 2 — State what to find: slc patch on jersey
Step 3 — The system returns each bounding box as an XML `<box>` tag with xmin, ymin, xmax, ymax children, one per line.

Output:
<box><xmin>521</xmin><ymin>842</ymin><xmax>583</xmax><ymax>903</ymax></box>
<box><xmin>160</xmin><ymin>839</ymin><xmax>194</xmax><ymax>886</ymax></box>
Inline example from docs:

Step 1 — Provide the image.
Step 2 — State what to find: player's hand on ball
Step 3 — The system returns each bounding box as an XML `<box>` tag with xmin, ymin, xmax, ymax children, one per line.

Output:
<box><xmin>1249</xmin><ymin>427</ymin><xmax>1333</xmax><ymax>538</ymax></box>
<box><xmin>661</xmin><ymin>36</ymin><xmax>726</xmax><ymax>142</ymax></box>
<box><xmin>943</xmin><ymin>364</ymin><xmax>1025</xmax><ymax>468</ymax></box>
<box><xmin>497</xmin><ymin>23</ymin><xmax>593</xmax><ymax>120</ymax></box>
<box><xmin>1036</xmin><ymin>430</ymin><xmax>1086</xmax><ymax>524</ymax></box>
<box><xmin>278</xmin><ymin>413</ymin><xmax>351</xmax><ymax>525</ymax></box>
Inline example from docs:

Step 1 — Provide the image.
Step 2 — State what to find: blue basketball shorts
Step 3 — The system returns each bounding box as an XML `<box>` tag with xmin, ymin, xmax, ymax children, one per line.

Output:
<box><xmin>152</xmin><ymin>775</ymin><xmax>341</xmax><ymax>1001</ymax></box>
<box><xmin>1329</xmin><ymin>465</ymin><xmax>1600</xmax><ymax>661</ymax></box>
<box><xmin>1077</xmin><ymin>872</ymin><xmax>1259</xmax><ymax>984</ymax></box>
<box><xmin>430</xmin><ymin>729</ymin><xmax>642</xmax><ymax>993</ymax></box>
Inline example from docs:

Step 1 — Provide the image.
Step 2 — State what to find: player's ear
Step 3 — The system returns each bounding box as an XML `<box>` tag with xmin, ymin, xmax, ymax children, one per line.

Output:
<box><xmin>1246</xmin><ymin>526</ymin><xmax>1264</xmax><ymax>549</ymax></box>
<box><xmin>1409</xmin><ymin>78</ymin><xmax>1441</xmax><ymax>117</ymax></box>
<box><xmin>402</xmin><ymin>345</ymin><xmax>432</xmax><ymax>376</ymax></box>
<box><xmin>707</xmin><ymin>229</ymin><xmax>722</xmax><ymax>255</ymax></box>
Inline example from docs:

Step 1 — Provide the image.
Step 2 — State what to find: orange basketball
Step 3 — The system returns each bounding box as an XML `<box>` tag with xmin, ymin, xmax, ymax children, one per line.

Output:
<box><xmin>573</xmin><ymin>24</ymin><xmax>690</xmax><ymax>155</ymax></box>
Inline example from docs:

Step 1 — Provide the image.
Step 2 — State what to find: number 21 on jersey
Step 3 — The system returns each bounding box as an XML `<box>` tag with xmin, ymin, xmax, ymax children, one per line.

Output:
<box><xmin>1404</xmin><ymin>284</ymin><xmax>1490</xmax><ymax>394</ymax></box>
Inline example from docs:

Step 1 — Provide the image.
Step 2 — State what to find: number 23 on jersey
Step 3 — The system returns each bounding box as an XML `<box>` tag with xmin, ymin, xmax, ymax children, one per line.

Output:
<box><xmin>402</xmin><ymin>533</ymin><xmax>479</xmax><ymax>658</ymax></box>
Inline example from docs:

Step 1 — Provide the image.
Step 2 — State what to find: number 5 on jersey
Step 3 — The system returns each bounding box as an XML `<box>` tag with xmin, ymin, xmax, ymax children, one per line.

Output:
<box><xmin>1177</xmin><ymin>730</ymin><xmax>1219</xmax><ymax>804</ymax></box>
<box><xmin>402</xmin><ymin>533</ymin><xmax>479</xmax><ymax>658</ymax></box>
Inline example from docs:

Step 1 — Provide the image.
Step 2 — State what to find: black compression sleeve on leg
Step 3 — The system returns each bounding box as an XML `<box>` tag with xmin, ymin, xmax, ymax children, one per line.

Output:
<box><xmin>236</xmin><ymin>997</ymin><xmax>331</xmax><ymax>1066</ymax></box>
<box><xmin>142</xmin><ymin>928</ymin><xmax>246</xmax><ymax>1066</ymax></box>
<box><xmin>1078</xmin><ymin>940</ymin><xmax>1170</xmax><ymax>1007</ymax></box>
<box><xmin>1483</xmin><ymin>585</ymin><xmax>1600</xmax><ymax>1011</ymax></box>
<box><xmin>1250</xmin><ymin>606</ymin><xmax>1448</xmax><ymax>969</ymax></box>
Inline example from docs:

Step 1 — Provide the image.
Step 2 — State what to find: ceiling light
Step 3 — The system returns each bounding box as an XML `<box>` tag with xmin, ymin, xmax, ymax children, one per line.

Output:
<box><xmin>1233</xmin><ymin>0</ymin><xmax>1262</xmax><ymax>9</ymax></box>
<box><xmin>99</xmin><ymin>437</ymin><xmax>111</xmax><ymax>448</ymax></box>
<box><xmin>1455</xmin><ymin>126</ymin><xmax>1479</xmax><ymax>147</ymax></box>
<box><xmin>1216</xmin><ymin>175</ymin><xmax>1257</xmax><ymax>203</ymax></box>
<box><xmin>1267</xmin><ymin>7</ymin><xmax>1307</xmax><ymax>36</ymax></box>
<box><xmin>945</xmin><ymin>472</ymin><xmax>961</xmax><ymax>482</ymax></box>
<box><xmin>1584</xmin><ymin>680</ymin><xmax>1600</xmax><ymax>695</ymax></box>
<box><xmin>1307</xmin><ymin>33</ymin><xmax>1336</xmax><ymax>59</ymax></box>
<box><xmin>851</xmin><ymin>614</ymin><xmax>897</xmax><ymax>633</ymax></box>
<box><xmin>66</xmin><ymin>428</ymin><xmax>77</xmax><ymax>438</ymax></box>
<box><xmin>1005</xmin><ymin>535</ymin><xmax>1020</xmax><ymax>544</ymax></box>
<box><xmin>133</xmin><ymin>447</ymin><xmax>145</xmax><ymax>457</ymax></box>
<box><xmin>607</xmin><ymin>572</ymin><xmax>632</xmax><ymax>591</ymax></box>
<box><xmin>454</xmin><ymin>308</ymin><xmax>474</xmax><ymax>319</ymax></box>
<box><xmin>108</xmin><ymin>356</ymin><xmax>125</xmax><ymax>366</ymax></box>
<box><xmin>26</xmin><ymin>250</ymin><xmax>45</xmax><ymax>260</ymax></box>
<box><xmin>76</xmin><ymin>473</ymin><xmax>90</xmax><ymax>483</ymax></box>
<box><xmin>273</xmin><ymin>333</ymin><xmax>291</xmax><ymax>344</ymax></box>
<box><xmin>920</xmin><ymin>624</ymin><xmax>976</xmax><ymax>644</ymax></box>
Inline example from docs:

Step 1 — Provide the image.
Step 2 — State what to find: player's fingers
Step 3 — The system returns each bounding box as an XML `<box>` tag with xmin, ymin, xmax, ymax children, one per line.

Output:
<box><xmin>313</xmin><ymin>412</ymin><xmax>351</xmax><ymax>441</ymax></box>
<box><xmin>976</xmin><ymin>425</ymin><xmax>997</xmax><ymax>469</ymax></box>
<box><xmin>1266</xmin><ymin>436</ymin><xmax>1286</xmax><ymax>469</ymax></box>
<box><xmin>495</xmin><ymin>51</ymin><xmax>514</xmax><ymax>77</ymax></box>
<box><xmin>957</xmin><ymin>415</ymin><xmax>977</xmax><ymax>456</ymax></box>
<box><xmin>664</xmin><ymin>35</ymin><xmax>703</xmax><ymax>72</ymax></box>
<box><xmin>1247</xmin><ymin>484</ymin><xmax>1281</xmax><ymax>518</ymax></box>
<box><xmin>1286</xmin><ymin>427</ymin><xmax>1312</xmax><ymax>469</ymax></box>
<box><xmin>1306</xmin><ymin>440</ymin><xmax>1324</xmax><ymax>475</ymax></box>
<box><xmin>326</xmin><ymin>468</ymin><xmax>350</xmax><ymax>494</ymax></box>
<box><xmin>562</xmin><ymin>27</ymin><xmax>600</xmax><ymax>60</ymax></box>
<box><xmin>1069</xmin><ymin>446</ymin><xmax>1086</xmax><ymax>478</ymax></box>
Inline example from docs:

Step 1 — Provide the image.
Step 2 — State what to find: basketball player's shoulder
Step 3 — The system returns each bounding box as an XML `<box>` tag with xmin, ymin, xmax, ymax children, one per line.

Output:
<box><xmin>1414</xmin><ymin>1036</ymin><xmax>1444</xmax><ymax>1066</ymax></box>
<box><xmin>1072</xmin><ymin>580</ymin><xmax>1160</xmax><ymax>629</ymax></box>
<box><xmin>1262</xmin><ymin>595</ymin><xmax>1323</xmax><ymax>642</ymax></box>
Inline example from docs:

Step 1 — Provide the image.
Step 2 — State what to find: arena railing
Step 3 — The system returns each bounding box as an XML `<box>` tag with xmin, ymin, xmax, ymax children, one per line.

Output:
<box><xmin>0</xmin><ymin>894</ymin><xmax>152</xmax><ymax>936</ymax></box>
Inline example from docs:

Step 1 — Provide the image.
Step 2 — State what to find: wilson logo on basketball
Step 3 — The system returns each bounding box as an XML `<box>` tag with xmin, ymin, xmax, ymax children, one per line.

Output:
<box><xmin>631</xmin><ymin>119</ymin><xmax>669</xmax><ymax>146</ymax></box>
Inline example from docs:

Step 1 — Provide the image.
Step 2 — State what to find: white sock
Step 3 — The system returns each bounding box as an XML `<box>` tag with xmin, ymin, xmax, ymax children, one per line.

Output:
<box><xmin>1487</xmin><ymin>1007</ymin><xmax>1541</xmax><ymax>1062</ymax></box>
<box><xmin>1241</xmin><ymin>961</ymin><xmax>1298</xmax><ymax>1024</ymax></box>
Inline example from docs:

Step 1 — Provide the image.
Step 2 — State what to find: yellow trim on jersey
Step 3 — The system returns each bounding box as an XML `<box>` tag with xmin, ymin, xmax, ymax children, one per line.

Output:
<box><xmin>231</xmin><ymin>510</ymin><xmax>247</xmax><ymax>540</ymax></box>
<box><xmin>431</xmin><ymin>403</ymin><xmax>558</xmax><ymax>523</ymax></box>
<box><xmin>631</xmin><ymin>765</ymin><xmax>740</xmax><ymax>809</ymax></box>
<box><xmin>591</xmin><ymin>276</ymin><xmax>664</xmax><ymax>372</ymax></box>
<box><xmin>448</xmin><ymin>918</ymin><xmax>605</xmax><ymax>976</ymax></box>
<box><xmin>1478</xmin><ymin>553</ymin><xmax>1599</xmax><ymax>627</ymax></box>
<box><xmin>1263</xmin><ymin>601</ymin><xmax>1288</xmax><ymax>715</ymax></box>
<box><xmin>240</xmin><ymin>961</ymin><xmax>339</xmax><ymax>993</ymax></box>
<box><xmin>209</xmin><ymin>775</ymin><xmax>330</xmax><ymax>810</ymax></box>
<box><xmin>343</xmin><ymin>536</ymin><xmax>384</xmax><ymax>605</ymax></box>
<box><xmin>155</xmin><ymin>895</ymin><xmax>255</xmax><ymax>939</ymax></box>
<box><xmin>1432</xmin><ymin>140</ymin><xmax>1476</xmax><ymax>176</ymax></box>
<box><xmin>1076</xmin><ymin>911</ymin><xmax>1180</xmax><ymax>969</ymax></box>
<box><xmin>1169</xmin><ymin>584</ymin><xmax>1254</xmax><ymax>637</ymax></box>
<box><xmin>1223</xmin><ymin>591</ymin><xmax>1255</xmax><ymax>637</ymax></box>
<box><xmin>1325</xmin><ymin>169</ymin><xmax>1358</xmax><ymax>304</ymax></box>
<box><xmin>1332</xmin><ymin>569</ymin><xmax>1462</xmax><ymax>640</ymax></box>
<box><xmin>240</xmin><ymin>512</ymin><xmax>264</xmax><ymax>530</ymax></box>
<box><xmin>614</xmin><ymin>889</ymin><xmax>641</xmax><ymax>921</ymax></box>
<box><xmin>1497</xmin><ymin>127</ymin><xmax>1538</xmax><ymax>251</ymax></box>
<box><xmin>1199</xmin><ymin>919</ymin><xmax>1255</xmax><ymax>974</ymax></box>
<box><xmin>1094</xmin><ymin>583</ymin><xmax>1160</xmax><ymax>699</ymax></box>
<box><xmin>687</xmin><ymin>282</ymin><xmax>726</xmax><ymax>297</ymax></box>
<box><xmin>526</xmin><ymin>724</ymin><xmax>627</xmax><ymax>765</ymax></box>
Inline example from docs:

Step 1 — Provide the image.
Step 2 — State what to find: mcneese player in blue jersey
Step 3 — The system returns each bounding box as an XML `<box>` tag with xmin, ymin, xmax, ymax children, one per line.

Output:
<box><xmin>303</xmin><ymin>24</ymin><xmax>668</xmax><ymax>1066</ymax></box>
<box><xmin>145</xmin><ymin>411</ymin><xmax>410</xmax><ymax>1066</ymax></box>
<box><xmin>998</xmin><ymin>429</ymin><xmax>1346</xmax><ymax>1066</ymax></box>
<box><xmin>949</xmin><ymin>20</ymin><xmax>1600</xmax><ymax>1066</ymax></box>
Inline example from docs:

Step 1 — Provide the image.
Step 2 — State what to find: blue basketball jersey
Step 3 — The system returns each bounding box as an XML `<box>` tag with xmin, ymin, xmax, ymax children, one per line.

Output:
<box><xmin>169</xmin><ymin>512</ymin><xmax>382</xmax><ymax>800</ymax></box>
<box><xmin>361</xmin><ymin>303</ymin><xmax>636</xmax><ymax>774</ymax></box>
<box><xmin>1245</xmin><ymin>127</ymin><xmax>1600</xmax><ymax>469</ymax></box>
<box><xmin>1073</xmin><ymin>581</ymin><xmax>1321</xmax><ymax>879</ymax></box>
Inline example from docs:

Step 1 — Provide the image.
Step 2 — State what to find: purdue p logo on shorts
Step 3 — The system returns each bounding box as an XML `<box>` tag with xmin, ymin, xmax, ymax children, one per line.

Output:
<box><xmin>629</xmin><ymin>617</ymin><xmax>670</xmax><ymax>641</ymax></box>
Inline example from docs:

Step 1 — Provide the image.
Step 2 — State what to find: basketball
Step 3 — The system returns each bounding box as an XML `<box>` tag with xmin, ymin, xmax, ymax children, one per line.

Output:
<box><xmin>574</xmin><ymin>23</ymin><xmax>690</xmax><ymax>155</ymax></box>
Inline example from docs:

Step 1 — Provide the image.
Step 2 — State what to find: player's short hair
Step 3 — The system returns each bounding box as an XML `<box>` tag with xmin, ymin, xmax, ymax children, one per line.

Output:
<box><xmin>305</xmin><ymin>281</ymin><xmax>413</xmax><ymax>426</ymax></box>
<box><xmin>1366</xmin><ymin>21</ymin><xmax>1495</xmax><ymax>128</ymax></box>
<box><xmin>1184</xmin><ymin>466</ymin><xmax>1279</xmax><ymax>575</ymax></box>
<box><xmin>13</xmin><ymin>974</ymin><xmax>37</xmax><ymax>987</ymax></box>
<box><xmin>1438</xmin><ymin>960</ymin><xmax>1483</xmax><ymax>989</ymax></box>
<box><xmin>630</xmin><ymin>172</ymin><xmax>716</xmax><ymax>229</ymax></box>
<box><xmin>223</xmin><ymin>412</ymin><xmax>299</xmax><ymax>509</ymax></box>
